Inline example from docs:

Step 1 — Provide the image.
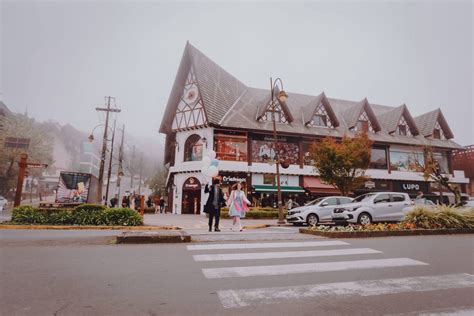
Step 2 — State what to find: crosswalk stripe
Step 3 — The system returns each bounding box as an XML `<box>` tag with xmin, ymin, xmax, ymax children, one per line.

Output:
<box><xmin>187</xmin><ymin>240</ymin><xmax>349</xmax><ymax>251</ymax></box>
<box><xmin>217</xmin><ymin>273</ymin><xmax>474</xmax><ymax>308</ymax></box>
<box><xmin>193</xmin><ymin>248</ymin><xmax>381</xmax><ymax>261</ymax></box>
<box><xmin>202</xmin><ymin>257</ymin><xmax>428</xmax><ymax>279</ymax></box>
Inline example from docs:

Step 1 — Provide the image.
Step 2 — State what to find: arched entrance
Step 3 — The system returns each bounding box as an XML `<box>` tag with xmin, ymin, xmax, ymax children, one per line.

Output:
<box><xmin>182</xmin><ymin>177</ymin><xmax>201</xmax><ymax>214</ymax></box>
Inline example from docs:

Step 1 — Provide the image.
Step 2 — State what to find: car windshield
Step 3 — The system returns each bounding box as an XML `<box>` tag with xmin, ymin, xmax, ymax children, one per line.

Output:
<box><xmin>305</xmin><ymin>198</ymin><xmax>323</xmax><ymax>206</ymax></box>
<box><xmin>353</xmin><ymin>193</ymin><xmax>376</xmax><ymax>203</ymax></box>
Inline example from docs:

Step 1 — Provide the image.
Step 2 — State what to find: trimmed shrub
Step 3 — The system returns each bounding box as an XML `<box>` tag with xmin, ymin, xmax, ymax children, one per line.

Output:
<box><xmin>74</xmin><ymin>204</ymin><xmax>107</xmax><ymax>212</ymax></box>
<box><xmin>102</xmin><ymin>208</ymin><xmax>143</xmax><ymax>226</ymax></box>
<box><xmin>12</xmin><ymin>206</ymin><xmax>47</xmax><ymax>224</ymax></box>
<box><xmin>402</xmin><ymin>206</ymin><xmax>474</xmax><ymax>229</ymax></box>
<box><xmin>10</xmin><ymin>205</ymin><xmax>143</xmax><ymax>226</ymax></box>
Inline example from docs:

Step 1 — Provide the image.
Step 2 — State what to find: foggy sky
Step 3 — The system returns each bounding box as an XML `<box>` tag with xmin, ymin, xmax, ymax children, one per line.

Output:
<box><xmin>1</xmin><ymin>0</ymin><xmax>473</xmax><ymax>146</ymax></box>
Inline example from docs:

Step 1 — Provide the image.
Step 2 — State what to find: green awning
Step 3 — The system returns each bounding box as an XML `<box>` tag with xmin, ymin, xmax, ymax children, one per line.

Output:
<box><xmin>253</xmin><ymin>185</ymin><xmax>305</xmax><ymax>193</ymax></box>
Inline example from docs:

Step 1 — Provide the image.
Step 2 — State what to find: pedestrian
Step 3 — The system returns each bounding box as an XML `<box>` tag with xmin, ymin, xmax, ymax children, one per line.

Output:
<box><xmin>204</xmin><ymin>178</ymin><xmax>225</xmax><ymax>232</ymax></box>
<box><xmin>146</xmin><ymin>196</ymin><xmax>152</xmax><ymax>208</ymax></box>
<box><xmin>110</xmin><ymin>194</ymin><xmax>118</xmax><ymax>208</ymax></box>
<box><xmin>159</xmin><ymin>197</ymin><xmax>165</xmax><ymax>214</ymax></box>
<box><xmin>415</xmin><ymin>191</ymin><xmax>425</xmax><ymax>205</ymax></box>
<box><xmin>227</xmin><ymin>182</ymin><xmax>251</xmax><ymax>232</ymax></box>
<box><xmin>153</xmin><ymin>195</ymin><xmax>160</xmax><ymax>214</ymax></box>
<box><xmin>122</xmin><ymin>195</ymin><xmax>128</xmax><ymax>208</ymax></box>
<box><xmin>134</xmin><ymin>195</ymin><xmax>141</xmax><ymax>211</ymax></box>
<box><xmin>287</xmin><ymin>197</ymin><xmax>293</xmax><ymax>210</ymax></box>
<box><xmin>130</xmin><ymin>194</ymin><xmax>135</xmax><ymax>210</ymax></box>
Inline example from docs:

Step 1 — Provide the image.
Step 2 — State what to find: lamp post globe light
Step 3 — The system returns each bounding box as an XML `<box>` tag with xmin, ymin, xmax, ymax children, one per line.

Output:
<box><xmin>269</xmin><ymin>77</ymin><xmax>289</xmax><ymax>225</ymax></box>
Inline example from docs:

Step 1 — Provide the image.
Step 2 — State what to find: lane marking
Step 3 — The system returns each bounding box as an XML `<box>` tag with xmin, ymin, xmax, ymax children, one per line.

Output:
<box><xmin>193</xmin><ymin>248</ymin><xmax>380</xmax><ymax>261</ymax></box>
<box><xmin>187</xmin><ymin>240</ymin><xmax>349</xmax><ymax>251</ymax></box>
<box><xmin>202</xmin><ymin>258</ymin><xmax>428</xmax><ymax>279</ymax></box>
<box><xmin>217</xmin><ymin>273</ymin><xmax>474</xmax><ymax>308</ymax></box>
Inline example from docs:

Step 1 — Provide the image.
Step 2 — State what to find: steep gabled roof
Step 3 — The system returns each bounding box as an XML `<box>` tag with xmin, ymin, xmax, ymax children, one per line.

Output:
<box><xmin>159</xmin><ymin>42</ymin><xmax>247</xmax><ymax>133</ymax></box>
<box><xmin>256</xmin><ymin>86</ymin><xmax>294</xmax><ymax>123</ymax></box>
<box><xmin>341</xmin><ymin>98</ymin><xmax>381</xmax><ymax>132</ymax></box>
<box><xmin>414</xmin><ymin>108</ymin><xmax>454</xmax><ymax>139</ymax></box>
<box><xmin>377</xmin><ymin>104</ymin><xmax>419</xmax><ymax>135</ymax></box>
<box><xmin>302</xmin><ymin>92</ymin><xmax>339</xmax><ymax>127</ymax></box>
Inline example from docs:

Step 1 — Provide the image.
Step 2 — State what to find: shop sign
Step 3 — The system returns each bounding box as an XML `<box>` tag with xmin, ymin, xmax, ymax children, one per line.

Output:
<box><xmin>402</xmin><ymin>183</ymin><xmax>420</xmax><ymax>191</ymax></box>
<box><xmin>393</xmin><ymin>181</ymin><xmax>428</xmax><ymax>193</ymax></box>
<box><xmin>222</xmin><ymin>175</ymin><xmax>247</xmax><ymax>183</ymax></box>
<box><xmin>365</xmin><ymin>181</ymin><xmax>376</xmax><ymax>189</ymax></box>
<box><xmin>183</xmin><ymin>177</ymin><xmax>200</xmax><ymax>190</ymax></box>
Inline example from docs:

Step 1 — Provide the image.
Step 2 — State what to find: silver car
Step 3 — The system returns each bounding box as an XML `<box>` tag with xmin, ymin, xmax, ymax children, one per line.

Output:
<box><xmin>286</xmin><ymin>196</ymin><xmax>353</xmax><ymax>226</ymax></box>
<box><xmin>332</xmin><ymin>192</ymin><xmax>412</xmax><ymax>225</ymax></box>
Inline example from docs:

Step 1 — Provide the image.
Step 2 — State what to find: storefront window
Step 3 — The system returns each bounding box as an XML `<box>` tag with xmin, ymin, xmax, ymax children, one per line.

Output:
<box><xmin>302</xmin><ymin>142</ymin><xmax>316</xmax><ymax>165</ymax></box>
<box><xmin>370</xmin><ymin>147</ymin><xmax>388</xmax><ymax>169</ymax></box>
<box><xmin>214</xmin><ymin>133</ymin><xmax>248</xmax><ymax>162</ymax></box>
<box><xmin>251</xmin><ymin>135</ymin><xmax>299</xmax><ymax>164</ymax></box>
<box><xmin>184</xmin><ymin>134</ymin><xmax>203</xmax><ymax>161</ymax></box>
<box><xmin>389</xmin><ymin>151</ymin><xmax>424</xmax><ymax>172</ymax></box>
<box><xmin>433</xmin><ymin>152</ymin><xmax>449</xmax><ymax>174</ymax></box>
<box><xmin>263</xmin><ymin>174</ymin><xmax>275</xmax><ymax>185</ymax></box>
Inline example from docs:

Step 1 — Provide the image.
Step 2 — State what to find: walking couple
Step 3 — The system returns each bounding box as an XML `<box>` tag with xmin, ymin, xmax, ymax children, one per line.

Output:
<box><xmin>204</xmin><ymin>179</ymin><xmax>250</xmax><ymax>232</ymax></box>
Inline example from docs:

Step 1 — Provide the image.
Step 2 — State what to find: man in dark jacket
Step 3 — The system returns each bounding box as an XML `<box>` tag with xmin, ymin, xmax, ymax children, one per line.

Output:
<box><xmin>204</xmin><ymin>178</ymin><xmax>225</xmax><ymax>232</ymax></box>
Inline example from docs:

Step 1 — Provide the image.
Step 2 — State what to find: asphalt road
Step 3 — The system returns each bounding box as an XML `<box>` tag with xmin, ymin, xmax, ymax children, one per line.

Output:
<box><xmin>1</xmin><ymin>230</ymin><xmax>473</xmax><ymax>316</ymax></box>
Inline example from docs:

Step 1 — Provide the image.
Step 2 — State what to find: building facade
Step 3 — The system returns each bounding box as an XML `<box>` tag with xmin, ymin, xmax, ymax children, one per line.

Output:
<box><xmin>159</xmin><ymin>42</ymin><xmax>469</xmax><ymax>215</ymax></box>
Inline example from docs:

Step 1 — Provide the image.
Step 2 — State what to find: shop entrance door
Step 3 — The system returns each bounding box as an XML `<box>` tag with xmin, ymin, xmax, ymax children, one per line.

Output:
<box><xmin>182</xmin><ymin>177</ymin><xmax>201</xmax><ymax>214</ymax></box>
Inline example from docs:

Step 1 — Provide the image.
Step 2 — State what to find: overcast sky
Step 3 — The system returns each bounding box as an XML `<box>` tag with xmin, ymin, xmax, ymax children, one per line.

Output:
<box><xmin>1</xmin><ymin>0</ymin><xmax>473</xmax><ymax>146</ymax></box>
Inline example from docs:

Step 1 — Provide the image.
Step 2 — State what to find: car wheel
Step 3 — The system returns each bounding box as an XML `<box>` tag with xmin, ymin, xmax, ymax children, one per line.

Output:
<box><xmin>307</xmin><ymin>214</ymin><xmax>319</xmax><ymax>226</ymax></box>
<box><xmin>358</xmin><ymin>213</ymin><xmax>372</xmax><ymax>225</ymax></box>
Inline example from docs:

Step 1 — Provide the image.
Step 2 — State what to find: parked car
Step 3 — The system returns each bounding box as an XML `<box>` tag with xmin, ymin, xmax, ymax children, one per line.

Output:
<box><xmin>332</xmin><ymin>192</ymin><xmax>412</xmax><ymax>225</ymax></box>
<box><xmin>460</xmin><ymin>198</ymin><xmax>474</xmax><ymax>209</ymax></box>
<box><xmin>0</xmin><ymin>195</ymin><xmax>7</xmax><ymax>211</ymax></box>
<box><xmin>402</xmin><ymin>198</ymin><xmax>436</xmax><ymax>215</ymax></box>
<box><xmin>286</xmin><ymin>196</ymin><xmax>353</xmax><ymax>226</ymax></box>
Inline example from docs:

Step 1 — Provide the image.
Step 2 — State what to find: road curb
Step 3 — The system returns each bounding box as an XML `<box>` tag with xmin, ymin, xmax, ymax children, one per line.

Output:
<box><xmin>0</xmin><ymin>224</ymin><xmax>180</xmax><ymax>231</ymax></box>
<box><xmin>116</xmin><ymin>231</ymin><xmax>191</xmax><ymax>244</ymax></box>
<box><xmin>300</xmin><ymin>228</ymin><xmax>474</xmax><ymax>238</ymax></box>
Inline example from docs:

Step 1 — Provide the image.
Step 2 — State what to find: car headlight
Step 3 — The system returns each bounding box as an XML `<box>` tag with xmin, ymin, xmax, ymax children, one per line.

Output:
<box><xmin>347</xmin><ymin>207</ymin><xmax>360</xmax><ymax>212</ymax></box>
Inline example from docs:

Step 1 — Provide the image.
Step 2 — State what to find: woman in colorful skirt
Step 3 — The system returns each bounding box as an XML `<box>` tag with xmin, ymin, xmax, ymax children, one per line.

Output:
<box><xmin>227</xmin><ymin>182</ymin><xmax>251</xmax><ymax>232</ymax></box>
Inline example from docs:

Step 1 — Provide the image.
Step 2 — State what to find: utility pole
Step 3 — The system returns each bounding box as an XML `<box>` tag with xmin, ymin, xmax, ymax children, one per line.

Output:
<box><xmin>130</xmin><ymin>145</ymin><xmax>136</xmax><ymax>192</ymax></box>
<box><xmin>95</xmin><ymin>96</ymin><xmax>121</xmax><ymax>203</ymax></box>
<box><xmin>116</xmin><ymin>124</ymin><xmax>125</xmax><ymax>203</ymax></box>
<box><xmin>138</xmin><ymin>154</ymin><xmax>143</xmax><ymax>195</ymax></box>
<box><xmin>105</xmin><ymin>119</ymin><xmax>117</xmax><ymax>205</ymax></box>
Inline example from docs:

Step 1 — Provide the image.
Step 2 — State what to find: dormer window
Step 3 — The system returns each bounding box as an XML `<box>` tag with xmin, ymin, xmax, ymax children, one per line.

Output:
<box><xmin>259</xmin><ymin>102</ymin><xmax>289</xmax><ymax>124</ymax></box>
<box><xmin>433</xmin><ymin>121</ymin><xmax>445</xmax><ymax>140</ymax></box>
<box><xmin>312</xmin><ymin>114</ymin><xmax>327</xmax><ymax>127</ymax></box>
<box><xmin>398</xmin><ymin>125</ymin><xmax>407</xmax><ymax>136</ymax></box>
<box><xmin>352</xmin><ymin>111</ymin><xmax>374</xmax><ymax>132</ymax></box>
<box><xmin>306</xmin><ymin>103</ymin><xmax>335</xmax><ymax>128</ymax></box>
<box><xmin>396</xmin><ymin>116</ymin><xmax>412</xmax><ymax>136</ymax></box>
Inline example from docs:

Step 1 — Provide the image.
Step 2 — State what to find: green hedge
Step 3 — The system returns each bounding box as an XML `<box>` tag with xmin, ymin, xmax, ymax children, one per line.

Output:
<box><xmin>11</xmin><ymin>205</ymin><xmax>143</xmax><ymax>226</ymax></box>
<box><xmin>220</xmin><ymin>208</ymin><xmax>286</xmax><ymax>219</ymax></box>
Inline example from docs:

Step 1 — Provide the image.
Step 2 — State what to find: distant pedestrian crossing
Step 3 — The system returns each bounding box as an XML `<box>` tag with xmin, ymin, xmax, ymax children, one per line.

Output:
<box><xmin>186</xmin><ymin>240</ymin><xmax>474</xmax><ymax>310</ymax></box>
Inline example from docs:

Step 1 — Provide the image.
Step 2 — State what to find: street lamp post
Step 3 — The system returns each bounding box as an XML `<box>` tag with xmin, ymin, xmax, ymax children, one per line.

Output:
<box><xmin>269</xmin><ymin>77</ymin><xmax>289</xmax><ymax>225</ymax></box>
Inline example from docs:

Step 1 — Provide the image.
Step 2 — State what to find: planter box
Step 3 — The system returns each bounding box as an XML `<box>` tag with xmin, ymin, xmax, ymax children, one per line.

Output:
<box><xmin>299</xmin><ymin>228</ymin><xmax>474</xmax><ymax>238</ymax></box>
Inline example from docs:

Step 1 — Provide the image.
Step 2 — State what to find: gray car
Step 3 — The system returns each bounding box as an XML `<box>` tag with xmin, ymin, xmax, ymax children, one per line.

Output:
<box><xmin>286</xmin><ymin>196</ymin><xmax>353</xmax><ymax>226</ymax></box>
<box><xmin>332</xmin><ymin>192</ymin><xmax>412</xmax><ymax>225</ymax></box>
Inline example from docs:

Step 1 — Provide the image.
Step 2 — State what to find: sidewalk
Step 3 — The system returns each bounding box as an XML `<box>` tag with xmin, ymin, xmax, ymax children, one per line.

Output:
<box><xmin>143</xmin><ymin>213</ymin><xmax>286</xmax><ymax>230</ymax></box>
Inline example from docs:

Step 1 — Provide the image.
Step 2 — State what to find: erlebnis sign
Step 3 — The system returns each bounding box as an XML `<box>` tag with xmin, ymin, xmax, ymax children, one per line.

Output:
<box><xmin>222</xmin><ymin>176</ymin><xmax>247</xmax><ymax>183</ymax></box>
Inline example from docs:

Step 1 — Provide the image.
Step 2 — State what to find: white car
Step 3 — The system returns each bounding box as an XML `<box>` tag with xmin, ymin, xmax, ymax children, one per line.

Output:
<box><xmin>286</xmin><ymin>196</ymin><xmax>354</xmax><ymax>226</ymax></box>
<box><xmin>0</xmin><ymin>196</ymin><xmax>7</xmax><ymax>211</ymax></box>
<box><xmin>332</xmin><ymin>192</ymin><xmax>412</xmax><ymax>225</ymax></box>
<box><xmin>402</xmin><ymin>198</ymin><xmax>436</xmax><ymax>214</ymax></box>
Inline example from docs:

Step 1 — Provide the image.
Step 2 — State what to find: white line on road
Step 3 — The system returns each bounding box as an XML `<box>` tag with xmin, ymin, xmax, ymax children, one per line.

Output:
<box><xmin>202</xmin><ymin>257</ymin><xmax>428</xmax><ymax>279</ymax></box>
<box><xmin>193</xmin><ymin>248</ymin><xmax>380</xmax><ymax>261</ymax></box>
<box><xmin>218</xmin><ymin>273</ymin><xmax>474</xmax><ymax>308</ymax></box>
<box><xmin>187</xmin><ymin>240</ymin><xmax>349</xmax><ymax>251</ymax></box>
